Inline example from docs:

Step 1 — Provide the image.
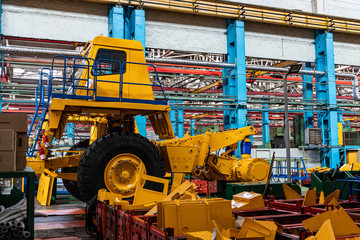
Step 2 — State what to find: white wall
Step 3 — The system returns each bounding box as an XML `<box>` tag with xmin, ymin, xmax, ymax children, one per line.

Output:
<box><xmin>2</xmin><ymin>0</ymin><xmax>108</xmax><ymax>42</ymax></box>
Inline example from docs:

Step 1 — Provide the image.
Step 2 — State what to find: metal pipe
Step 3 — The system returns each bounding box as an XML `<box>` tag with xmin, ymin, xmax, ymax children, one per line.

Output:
<box><xmin>0</xmin><ymin>46</ymin><xmax>80</xmax><ymax>56</ymax></box>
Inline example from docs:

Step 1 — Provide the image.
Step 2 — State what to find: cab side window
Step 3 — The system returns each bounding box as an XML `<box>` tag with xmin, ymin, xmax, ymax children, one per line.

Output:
<box><xmin>94</xmin><ymin>48</ymin><xmax>127</xmax><ymax>76</ymax></box>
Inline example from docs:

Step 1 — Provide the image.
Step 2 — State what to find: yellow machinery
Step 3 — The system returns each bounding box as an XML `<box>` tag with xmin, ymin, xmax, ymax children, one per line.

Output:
<box><xmin>26</xmin><ymin>36</ymin><xmax>269</xmax><ymax>203</ymax></box>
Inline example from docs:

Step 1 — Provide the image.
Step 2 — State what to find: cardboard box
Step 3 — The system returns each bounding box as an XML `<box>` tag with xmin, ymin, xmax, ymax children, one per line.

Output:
<box><xmin>0</xmin><ymin>130</ymin><xmax>16</xmax><ymax>151</ymax></box>
<box><xmin>0</xmin><ymin>151</ymin><xmax>16</xmax><ymax>172</ymax></box>
<box><xmin>0</xmin><ymin>113</ymin><xmax>28</xmax><ymax>132</ymax></box>
<box><xmin>16</xmin><ymin>151</ymin><xmax>27</xmax><ymax>171</ymax></box>
<box><xmin>16</xmin><ymin>132</ymin><xmax>28</xmax><ymax>152</ymax></box>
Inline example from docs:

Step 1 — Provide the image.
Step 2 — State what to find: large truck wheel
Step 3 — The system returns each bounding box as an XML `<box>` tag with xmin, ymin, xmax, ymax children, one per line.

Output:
<box><xmin>62</xmin><ymin>139</ymin><xmax>89</xmax><ymax>201</ymax></box>
<box><xmin>77</xmin><ymin>132</ymin><xmax>165</xmax><ymax>202</ymax></box>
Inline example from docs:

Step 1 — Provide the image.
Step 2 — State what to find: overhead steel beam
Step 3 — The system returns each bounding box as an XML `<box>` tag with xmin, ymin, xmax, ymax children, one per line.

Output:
<box><xmin>85</xmin><ymin>0</ymin><xmax>360</xmax><ymax>35</ymax></box>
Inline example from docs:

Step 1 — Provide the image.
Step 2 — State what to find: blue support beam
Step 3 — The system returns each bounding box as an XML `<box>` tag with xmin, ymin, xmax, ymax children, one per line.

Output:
<box><xmin>224</xmin><ymin>20</ymin><xmax>247</xmax><ymax>157</ymax></box>
<box><xmin>190</xmin><ymin>119</ymin><xmax>195</xmax><ymax>136</ymax></box>
<box><xmin>262</xmin><ymin>103</ymin><xmax>270</xmax><ymax>148</ymax></box>
<box><xmin>67</xmin><ymin>123</ymin><xmax>75</xmax><ymax>145</ymax></box>
<box><xmin>302</xmin><ymin>62</ymin><xmax>314</xmax><ymax>129</ymax></box>
<box><xmin>108</xmin><ymin>6</ymin><xmax>125</xmax><ymax>39</ymax></box>
<box><xmin>314</xmin><ymin>30</ymin><xmax>339</xmax><ymax>168</ymax></box>
<box><xmin>169</xmin><ymin>100</ymin><xmax>177</xmax><ymax>136</ymax></box>
<box><xmin>224</xmin><ymin>20</ymin><xmax>247</xmax><ymax>130</ymax></box>
<box><xmin>177</xmin><ymin>100</ymin><xmax>184</xmax><ymax>138</ymax></box>
<box><xmin>130</xmin><ymin>8</ymin><xmax>147</xmax><ymax>137</ymax></box>
<box><xmin>109</xmin><ymin>5</ymin><xmax>147</xmax><ymax>137</ymax></box>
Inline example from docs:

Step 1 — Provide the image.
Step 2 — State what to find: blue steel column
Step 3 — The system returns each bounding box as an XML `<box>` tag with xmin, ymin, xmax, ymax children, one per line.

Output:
<box><xmin>224</xmin><ymin>20</ymin><xmax>247</xmax><ymax>130</ymax></box>
<box><xmin>262</xmin><ymin>103</ymin><xmax>270</xmax><ymax>148</ymax></box>
<box><xmin>108</xmin><ymin>6</ymin><xmax>147</xmax><ymax>137</ymax></box>
<box><xmin>130</xmin><ymin>9</ymin><xmax>147</xmax><ymax>137</ymax></box>
<box><xmin>169</xmin><ymin>100</ymin><xmax>177</xmax><ymax>136</ymax></box>
<box><xmin>67</xmin><ymin>123</ymin><xmax>75</xmax><ymax>145</ymax></box>
<box><xmin>108</xmin><ymin>6</ymin><xmax>125</xmax><ymax>38</ymax></box>
<box><xmin>302</xmin><ymin>62</ymin><xmax>314</xmax><ymax>128</ymax></box>
<box><xmin>224</xmin><ymin>20</ymin><xmax>247</xmax><ymax>157</ymax></box>
<box><xmin>314</xmin><ymin>31</ymin><xmax>339</xmax><ymax>168</ymax></box>
<box><xmin>177</xmin><ymin>100</ymin><xmax>184</xmax><ymax>138</ymax></box>
<box><xmin>190</xmin><ymin>119</ymin><xmax>195</xmax><ymax>136</ymax></box>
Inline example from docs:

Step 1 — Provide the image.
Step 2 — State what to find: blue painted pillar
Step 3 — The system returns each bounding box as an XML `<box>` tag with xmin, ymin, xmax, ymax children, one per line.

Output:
<box><xmin>314</xmin><ymin>31</ymin><xmax>339</xmax><ymax>168</ymax></box>
<box><xmin>177</xmin><ymin>100</ymin><xmax>184</xmax><ymax>138</ymax></box>
<box><xmin>108</xmin><ymin>6</ymin><xmax>147</xmax><ymax>137</ymax></box>
<box><xmin>108</xmin><ymin>6</ymin><xmax>125</xmax><ymax>38</ymax></box>
<box><xmin>302</xmin><ymin>62</ymin><xmax>314</xmax><ymax>129</ymax></box>
<box><xmin>130</xmin><ymin>9</ymin><xmax>147</xmax><ymax>137</ymax></box>
<box><xmin>190</xmin><ymin>118</ymin><xmax>195</xmax><ymax>136</ymax></box>
<box><xmin>224</xmin><ymin>20</ymin><xmax>247</xmax><ymax>157</ymax></box>
<box><xmin>262</xmin><ymin>103</ymin><xmax>270</xmax><ymax>148</ymax></box>
<box><xmin>67</xmin><ymin>123</ymin><xmax>75</xmax><ymax>145</ymax></box>
<box><xmin>169</xmin><ymin>100</ymin><xmax>177</xmax><ymax>136</ymax></box>
<box><xmin>224</xmin><ymin>20</ymin><xmax>247</xmax><ymax>130</ymax></box>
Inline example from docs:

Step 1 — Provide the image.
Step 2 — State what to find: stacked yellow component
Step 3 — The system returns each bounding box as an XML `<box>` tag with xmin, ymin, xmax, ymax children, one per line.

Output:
<box><xmin>231</xmin><ymin>191</ymin><xmax>265</xmax><ymax>211</ymax></box>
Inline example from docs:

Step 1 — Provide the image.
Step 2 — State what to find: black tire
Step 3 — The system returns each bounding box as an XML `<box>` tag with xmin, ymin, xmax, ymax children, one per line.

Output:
<box><xmin>77</xmin><ymin>132</ymin><xmax>165</xmax><ymax>202</ymax></box>
<box><xmin>62</xmin><ymin>139</ymin><xmax>89</xmax><ymax>201</ymax></box>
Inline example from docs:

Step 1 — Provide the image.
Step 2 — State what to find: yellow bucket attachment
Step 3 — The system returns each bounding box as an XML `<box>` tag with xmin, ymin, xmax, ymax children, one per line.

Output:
<box><xmin>232</xmin><ymin>191</ymin><xmax>265</xmax><ymax>210</ymax></box>
<box><xmin>157</xmin><ymin>198</ymin><xmax>234</xmax><ymax>236</ymax></box>
<box><xmin>305</xmin><ymin>219</ymin><xmax>336</xmax><ymax>240</ymax></box>
<box><xmin>302</xmin><ymin>208</ymin><xmax>360</xmax><ymax>237</ymax></box>
<box><xmin>302</xmin><ymin>188</ymin><xmax>316</xmax><ymax>206</ymax></box>
<box><xmin>324</xmin><ymin>189</ymin><xmax>340</xmax><ymax>204</ymax></box>
<box><xmin>238</xmin><ymin>217</ymin><xmax>277</xmax><ymax>240</ymax></box>
<box><xmin>282</xmin><ymin>184</ymin><xmax>303</xmax><ymax>200</ymax></box>
<box><xmin>97</xmin><ymin>189</ymin><xmax>130</xmax><ymax>207</ymax></box>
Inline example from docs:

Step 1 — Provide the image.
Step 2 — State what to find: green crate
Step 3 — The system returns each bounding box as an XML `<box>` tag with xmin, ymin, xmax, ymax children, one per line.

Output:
<box><xmin>225</xmin><ymin>182</ymin><xmax>301</xmax><ymax>200</ymax></box>
<box><xmin>311</xmin><ymin>171</ymin><xmax>357</xmax><ymax>199</ymax></box>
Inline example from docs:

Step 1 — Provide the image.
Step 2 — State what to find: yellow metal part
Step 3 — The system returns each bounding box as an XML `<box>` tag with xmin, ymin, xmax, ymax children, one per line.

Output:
<box><xmin>238</xmin><ymin>217</ymin><xmax>277</xmax><ymax>240</ymax></box>
<box><xmin>303</xmin><ymin>188</ymin><xmax>317</xmax><ymax>206</ymax></box>
<box><xmin>170</xmin><ymin>173</ymin><xmax>185</xmax><ymax>192</ymax></box>
<box><xmin>282</xmin><ymin>184</ymin><xmax>303</xmax><ymax>200</ymax></box>
<box><xmin>158</xmin><ymin>126</ymin><xmax>269</xmax><ymax>182</ymax></box>
<box><xmin>305</xmin><ymin>219</ymin><xmax>336</xmax><ymax>240</ymax></box>
<box><xmin>326</xmin><ymin>198</ymin><xmax>340</xmax><ymax>209</ymax></box>
<box><xmin>250</xmin><ymin>61</ymin><xmax>297</xmax><ymax>78</ymax></box>
<box><xmin>186</xmin><ymin>229</ymin><xmax>231</xmax><ymax>240</ymax></box>
<box><xmin>27</xmin><ymin>153</ymin><xmax>82</xmax><ymax>177</ymax></box>
<box><xmin>302</xmin><ymin>208</ymin><xmax>360</xmax><ymax>237</ymax></box>
<box><xmin>97</xmin><ymin>189</ymin><xmax>129</xmax><ymax>207</ymax></box>
<box><xmin>157</xmin><ymin>198</ymin><xmax>234</xmax><ymax>236</ymax></box>
<box><xmin>145</xmin><ymin>180</ymin><xmax>198</xmax><ymax>216</ymax></box>
<box><xmin>232</xmin><ymin>191</ymin><xmax>265</xmax><ymax>210</ymax></box>
<box><xmin>190</xmin><ymin>81</ymin><xmax>222</xmax><ymax>94</ymax></box>
<box><xmin>319</xmin><ymin>191</ymin><xmax>325</xmax><ymax>204</ymax></box>
<box><xmin>307</xmin><ymin>166</ymin><xmax>331</xmax><ymax>173</ymax></box>
<box><xmin>37</xmin><ymin>169</ymin><xmax>57</xmax><ymax>206</ymax></box>
<box><xmin>338</xmin><ymin>122</ymin><xmax>343</xmax><ymax>146</ymax></box>
<box><xmin>133</xmin><ymin>174</ymin><xmax>169</xmax><ymax>205</ymax></box>
<box><xmin>324</xmin><ymin>189</ymin><xmax>340</xmax><ymax>204</ymax></box>
<box><xmin>340</xmin><ymin>150</ymin><xmax>360</xmax><ymax>171</ymax></box>
<box><xmin>104</xmin><ymin>153</ymin><xmax>146</xmax><ymax>198</ymax></box>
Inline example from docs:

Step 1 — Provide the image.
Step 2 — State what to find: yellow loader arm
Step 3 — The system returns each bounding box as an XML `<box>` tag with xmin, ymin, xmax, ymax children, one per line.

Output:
<box><xmin>156</xmin><ymin>126</ymin><xmax>270</xmax><ymax>182</ymax></box>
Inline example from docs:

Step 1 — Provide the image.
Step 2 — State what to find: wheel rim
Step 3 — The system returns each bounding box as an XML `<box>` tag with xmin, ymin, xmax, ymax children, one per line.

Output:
<box><xmin>104</xmin><ymin>153</ymin><xmax>146</xmax><ymax>198</ymax></box>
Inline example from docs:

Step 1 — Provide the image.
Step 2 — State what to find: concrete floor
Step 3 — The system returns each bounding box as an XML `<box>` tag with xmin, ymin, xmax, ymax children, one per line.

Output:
<box><xmin>34</xmin><ymin>196</ymin><xmax>95</xmax><ymax>240</ymax></box>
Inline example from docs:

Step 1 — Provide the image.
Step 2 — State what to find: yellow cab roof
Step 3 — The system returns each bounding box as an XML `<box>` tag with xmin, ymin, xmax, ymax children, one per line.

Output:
<box><xmin>92</xmin><ymin>36</ymin><xmax>143</xmax><ymax>50</ymax></box>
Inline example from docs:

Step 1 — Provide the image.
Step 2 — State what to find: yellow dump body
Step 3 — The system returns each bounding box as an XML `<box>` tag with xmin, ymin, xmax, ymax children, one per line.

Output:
<box><xmin>76</xmin><ymin>36</ymin><xmax>155</xmax><ymax>102</ymax></box>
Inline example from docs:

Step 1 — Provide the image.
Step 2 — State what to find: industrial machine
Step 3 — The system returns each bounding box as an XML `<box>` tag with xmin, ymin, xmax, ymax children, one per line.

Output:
<box><xmin>26</xmin><ymin>36</ymin><xmax>269</xmax><ymax>203</ymax></box>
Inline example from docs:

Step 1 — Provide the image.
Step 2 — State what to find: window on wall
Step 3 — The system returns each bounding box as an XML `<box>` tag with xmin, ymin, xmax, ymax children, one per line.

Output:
<box><xmin>94</xmin><ymin>48</ymin><xmax>127</xmax><ymax>75</ymax></box>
